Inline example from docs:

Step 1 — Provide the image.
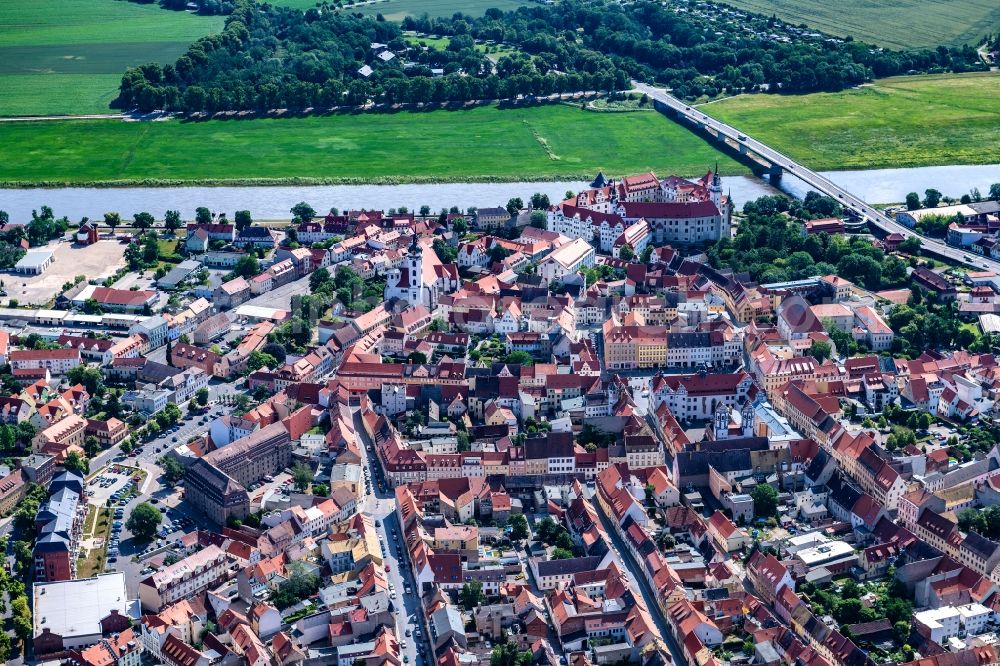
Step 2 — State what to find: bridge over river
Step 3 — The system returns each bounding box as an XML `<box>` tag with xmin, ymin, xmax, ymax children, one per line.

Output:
<box><xmin>634</xmin><ymin>82</ymin><xmax>998</xmax><ymax>272</ymax></box>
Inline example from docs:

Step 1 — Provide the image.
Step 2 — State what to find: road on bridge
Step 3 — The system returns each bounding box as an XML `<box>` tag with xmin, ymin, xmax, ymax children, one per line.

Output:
<box><xmin>633</xmin><ymin>82</ymin><xmax>1000</xmax><ymax>273</ymax></box>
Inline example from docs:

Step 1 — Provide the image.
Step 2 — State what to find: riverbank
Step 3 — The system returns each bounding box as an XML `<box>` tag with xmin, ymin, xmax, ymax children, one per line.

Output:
<box><xmin>3</xmin><ymin>164</ymin><xmax>997</xmax><ymax>222</ymax></box>
<box><xmin>0</xmin><ymin>104</ymin><xmax>748</xmax><ymax>187</ymax></box>
<box><xmin>708</xmin><ymin>72</ymin><xmax>1000</xmax><ymax>171</ymax></box>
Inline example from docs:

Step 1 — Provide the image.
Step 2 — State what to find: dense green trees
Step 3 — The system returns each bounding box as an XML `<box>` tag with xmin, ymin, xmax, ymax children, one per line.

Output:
<box><xmin>118</xmin><ymin>0</ymin><xmax>629</xmax><ymax>113</ymax></box>
<box><xmin>26</xmin><ymin>206</ymin><xmax>70</xmax><ymax>247</ymax></box>
<box><xmin>164</xmin><ymin>209</ymin><xmax>183</xmax><ymax>234</ymax></box>
<box><xmin>490</xmin><ymin>640</ymin><xmax>533</xmax><ymax>666</ymax></box>
<box><xmin>708</xmin><ymin>193</ymin><xmax>906</xmax><ymax>292</ymax></box>
<box><xmin>504</xmin><ymin>351</ymin><xmax>534</xmax><ymax>366</ymax></box>
<box><xmin>127</xmin><ymin>502</ymin><xmax>163</xmax><ymax>541</ymax></box>
<box><xmin>104</xmin><ymin>211</ymin><xmax>122</xmax><ymax>235</ymax></box>
<box><xmin>232</xmin><ymin>254</ymin><xmax>260</xmax><ymax>279</ymax></box>
<box><xmin>291</xmin><ymin>462</ymin><xmax>313</xmax><ymax>492</ymax></box>
<box><xmin>404</xmin><ymin>0</ymin><xmax>980</xmax><ymax>100</ymax></box>
<box><xmin>460</xmin><ymin>580</ymin><xmax>486</xmax><ymax>610</ymax></box>
<box><xmin>885</xmin><ymin>301</ymin><xmax>962</xmax><ymax>357</ymax></box>
<box><xmin>116</xmin><ymin>0</ymin><xmax>983</xmax><ymax>113</ymax></box>
<box><xmin>923</xmin><ymin>188</ymin><xmax>943</xmax><ymax>208</ymax></box>
<box><xmin>271</xmin><ymin>564</ymin><xmax>320</xmax><ymax>609</ymax></box>
<box><xmin>509</xmin><ymin>513</ymin><xmax>529</xmax><ymax>540</ymax></box>
<box><xmin>68</xmin><ymin>364</ymin><xmax>105</xmax><ymax>395</ymax></box>
<box><xmin>958</xmin><ymin>506</ymin><xmax>1000</xmax><ymax>539</ymax></box>
<box><xmin>159</xmin><ymin>456</ymin><xmax>186</xmax><ymax>486</ymax></box>
<box><xmin>63</xmin><ymin>451</ymin><xmax>89</xmax><ymax>476</ymax></box>
<box><xmin>246</xmin><ymin>350</ymin><xmax>277</xmax><ymax>372</ymax></box>
<box><xmin>750</xmin><ymin>484</ymin><xmax>779</xmax><ymax>518</ymax></box>
<box><xmin>800</xmin><ymin>577</ymin><xmax>912</xmax><ymax>638</ymax></box>
<box><xmin>11</xmin><ymin>595</ymin><xmax>31</xmax><ymax>643</ymax></box>
<box><xmin>808</xmin><ymin>340</ymin><xmax>832</xmax><ymax>363</ymax></box>
<box><xmin>133</xmin><ymin>211</ymin><xmax>155</xmax><ymax>231</ymax></box>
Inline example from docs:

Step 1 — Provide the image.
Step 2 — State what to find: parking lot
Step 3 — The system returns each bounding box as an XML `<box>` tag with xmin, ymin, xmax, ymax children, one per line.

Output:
<box><xmin>6</xmin><ymin>239</ymin><xmax>126</xmax><ymax>304</ymax></box>
<box><xmin>86</xmin><ymin>466</ymin><xmax>144</xmax><ymax>566</ymax></box>
<box><xmin>86</xmin><ymin>465</ymin><xmax>140</xmax><ymax>506</ymax></box>
<box><xmin>248</xmin><ymin>470</ymin><xmax>295</xmax><ymax>508</ymax></box>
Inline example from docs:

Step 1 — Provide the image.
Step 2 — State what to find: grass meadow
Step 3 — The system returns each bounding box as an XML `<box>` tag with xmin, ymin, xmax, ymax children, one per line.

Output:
<box><xmin>329</xmin><ymin>0</ymin><xmax>529</xmax><ymax>21</ymax></box>
<box><xmin>722</xmin><ymin>0</ymin><xmax>1000</xmax><ymax>50</ymax></box>
<box><xmin>707</xmin><ymin>72</ymin><xmax>1000</xmax><ymax>171</ymax></box>
<box><xmin>0</xmin><ymin>0</ymin><xmax>224</xmax><ymax>116</ymax></box>
<box><xmin>0</xmin><ymin>104</ymin><xmax>747</xmax><ymax>185</ymax></box>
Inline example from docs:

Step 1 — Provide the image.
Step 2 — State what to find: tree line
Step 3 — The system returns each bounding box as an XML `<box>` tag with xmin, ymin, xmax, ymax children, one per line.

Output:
<box><xmin>126</xmin><ymin>0</ymin><xmax>234</xmax><ymax>16</ymax></box>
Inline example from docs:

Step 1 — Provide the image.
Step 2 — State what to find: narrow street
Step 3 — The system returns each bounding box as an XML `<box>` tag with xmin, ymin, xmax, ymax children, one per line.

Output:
<box><xmin>352</xmin><ymin>406</ymin><xmax>434</xmax><ymax>666</ymax></box>
<box><xmin>590</xmin><ymin>491</ymin><xmax>686</xmax><ymax>666</ymax></box>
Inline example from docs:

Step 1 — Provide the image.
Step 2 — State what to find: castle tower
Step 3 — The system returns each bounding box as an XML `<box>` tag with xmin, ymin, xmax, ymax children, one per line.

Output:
<box><xmin>709</xmin><ymin>161</ymin><xmax>723</xmax><ymax>211</ymax></box>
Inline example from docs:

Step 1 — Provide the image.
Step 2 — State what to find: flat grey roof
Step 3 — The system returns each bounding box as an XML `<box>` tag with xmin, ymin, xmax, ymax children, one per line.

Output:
<box><xmin>15</xmin><ymin>251</ymin><xmax>54</xmax><ymax>269</ymax></box>
<box><xmin>33</xmin><ymin>572</ymin><xmax>138</xmax><ymax>639</ymax></box>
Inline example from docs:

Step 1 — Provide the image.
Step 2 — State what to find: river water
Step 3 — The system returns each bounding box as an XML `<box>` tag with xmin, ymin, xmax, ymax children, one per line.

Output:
<box><xmin>0</xmin><ymin>163</ymin><xmax>998</xmax><ymax>221</ymax></box>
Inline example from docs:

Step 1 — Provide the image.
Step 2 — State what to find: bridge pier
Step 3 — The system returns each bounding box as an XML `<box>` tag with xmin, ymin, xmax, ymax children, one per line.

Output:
<box><xmin>768</xmin><ymin>164</ymin><xmax>783</xmax><ymax>184</ymax></box>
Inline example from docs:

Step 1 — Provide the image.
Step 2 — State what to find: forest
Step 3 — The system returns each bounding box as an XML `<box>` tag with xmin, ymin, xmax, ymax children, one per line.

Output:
<box><xmin>416</xmin><ymin>0</ymin><xmax>984</xmax><ymax>98</ymax></box>
<box><xmin>116</xmin><ymin>0</ymin><xmax>985</xmax><ymax>112</ymax></box>
<box><xmin>116</xmin><ymin>0</ymin><xmax>629</xmax><ymax>112</ymax></box>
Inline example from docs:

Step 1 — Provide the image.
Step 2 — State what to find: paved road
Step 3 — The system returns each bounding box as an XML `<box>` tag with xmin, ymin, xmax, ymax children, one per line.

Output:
<box><xmin>588</xmin><ymin>487</ymin><xmax>686</xmax><ymax>666</ymax></box>
<box><xmin>634</xmin><ymin>81</ymin><xmax>1000</xmax><ymax>273</ymax></box>
<box><xmin>352</xmin><ymin>406</ymin><xmax>433</xmax><ymax>666</ymax></box>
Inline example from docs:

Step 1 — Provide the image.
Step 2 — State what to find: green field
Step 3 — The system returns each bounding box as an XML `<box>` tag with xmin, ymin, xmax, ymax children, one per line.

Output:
<box><xmin>708</xmin><ymin>72</ymin><xmax>1000</xmax><ymax>171</ymax></box>
<box><xmin>336</xmin><ymin>0</ymin><xmax>529</xmax><ymax>21</ymax></box>
<box><xmin>405</xmin><ymin>34</ymin><xmax>518</xmax><ymax>60</ymax></box>
<box><xmin>722</xmin><ymin>0</ymin><xmax>1000</xmax><ymax>50</ymax></box>
<box><xmin>0</xmin><ymin>0</ymin><xmax>224</xmax><ymax>116</ymax></box>
<box><xmin>0</xmin><ymin>104</ymin><xmax>747</xmax><ymax>185</ymax></box>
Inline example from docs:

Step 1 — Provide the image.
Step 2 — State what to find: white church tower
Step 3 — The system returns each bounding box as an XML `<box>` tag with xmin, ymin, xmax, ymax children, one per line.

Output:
<box><xmin>385</xmin><ymin>233</ymin><xmax>426</xmax><ymax>307</ymax></box>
